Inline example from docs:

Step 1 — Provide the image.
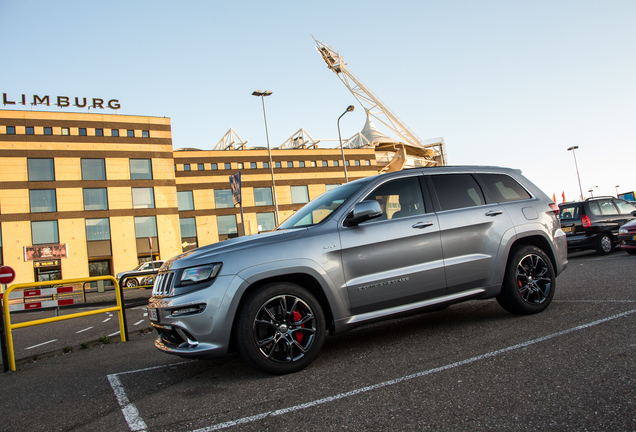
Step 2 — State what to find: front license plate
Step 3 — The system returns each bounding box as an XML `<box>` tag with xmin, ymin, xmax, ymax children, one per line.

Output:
<box><xmin>148</xmin><ymin>308</ymin><xmax>158</xmax><ymax>322</ymax></box>
<box><xmin>561</xmin><ymin>226</ymin><xmax>572</xmax><ymax>233</ymax></box>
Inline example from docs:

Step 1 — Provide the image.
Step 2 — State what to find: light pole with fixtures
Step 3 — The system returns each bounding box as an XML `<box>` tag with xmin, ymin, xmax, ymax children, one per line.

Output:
<box><xmin>567</xmin><ymin>146</ymin><xmax>584</xmax><ymax>201</ymax></box>
<box><xmin>337</xmin><ymin>105</ymin><xmax>355</xmax><ymax>183</ymax></box>
<box><xmin>252</xmin><ymin>90</ymin><xmax>279</xmax><ymax>225</ymax></box>
<box><xmin>615</xmin><ymin>185</ymin><xmax>620</xmax><ymax>198</ymax></box>
<box><xmin>588</xmin><ymin>186</ymin><xmax>598</xmax><ymax>198</ymax></box>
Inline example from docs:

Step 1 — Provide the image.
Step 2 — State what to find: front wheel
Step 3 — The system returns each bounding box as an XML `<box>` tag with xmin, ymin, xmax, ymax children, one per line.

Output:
<box><xmin>497</xmin><ymin>245</ymin><xmax>555</xmax><ymax>315</ymax></box>
<box><xmin>235</xmin><ymin>282</ymin><xmax>326</xmax><ymax>375</ymax></box>
<box><xmin>125</xmin><ymin>278</ymin><xmax>138</xmax><ymax>288</ymax></box>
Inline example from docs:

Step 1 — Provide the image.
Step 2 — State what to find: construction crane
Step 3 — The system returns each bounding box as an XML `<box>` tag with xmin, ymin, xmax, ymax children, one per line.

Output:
<box><xmin>313</xmin><ymin>37</ymin><xmax>447</xmax><ymax>168</ymax></box>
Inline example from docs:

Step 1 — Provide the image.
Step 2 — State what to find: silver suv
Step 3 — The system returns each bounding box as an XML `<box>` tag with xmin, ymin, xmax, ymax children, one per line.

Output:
<box><xmin>148</xmin><ymin>166</ymin><xmax>568</xmax><ymax>374</ymax></box>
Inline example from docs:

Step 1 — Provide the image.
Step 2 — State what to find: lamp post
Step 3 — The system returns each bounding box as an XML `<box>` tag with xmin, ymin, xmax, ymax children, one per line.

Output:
<box><xmin>615</xmin><ymin>185</ymin><xmax>620</xmax><ymax>198</ymax></box>
<box><xmin>252</xmin><ymin>90</ymin><xmax>279</xmax><ymax>226</ymax></box>
<box><xmin>337</xmin><ymin>105</ymin><xmax>355</xmax><ymax>183</ymax></box>
<box><xmin>589</xmin><ymin>186</ymin><xmax>598</xmax><ymax>198</ymax></box>
<box><xmin>567</xmin><ymin>146</ymin><xmax>584</xmax><ymax>201</ymax></box>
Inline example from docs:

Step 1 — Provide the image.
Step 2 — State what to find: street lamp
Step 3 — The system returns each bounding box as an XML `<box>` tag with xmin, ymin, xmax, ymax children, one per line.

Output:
<box><xmin>252</xmin><ymin>90</ymin><xmax>279</xmax><ymax>226</ymax></box>
<box><xmin>589</xmin><ymin>186</ymin><xmax>598</xmax><ymax>198</ymax></box>
<box><xmin>337</xmin><ymin>105</ymin><xmax>355</xmax><ymax>183</ymax></box>
<box><xmin>615</xmin><ymin>185</ymin><xmax>620</xmax><ymax>197</ymax></box>
<box><xmin>567</xmin><ymin>146</ymin><xmax>584</xmax><ymax>201</ymax></box>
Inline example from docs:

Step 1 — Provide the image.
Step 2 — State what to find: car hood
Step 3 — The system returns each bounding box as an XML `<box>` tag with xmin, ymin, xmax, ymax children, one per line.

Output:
<box><xmin>620</xmin><ymin>218</ymin><xmax>636</xmax><ymax>229</ymax></box>
<box><xmin>163</xmin><ymin>228</ymin><xmax>309</xmax><ymax>270</ymax></box>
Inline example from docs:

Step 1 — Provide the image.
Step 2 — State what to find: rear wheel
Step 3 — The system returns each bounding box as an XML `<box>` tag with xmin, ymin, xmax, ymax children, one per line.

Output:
<box><xmin>497</xmin><ymin>245</ymin><xmax>555</xmax><ymax>315</ymax></box>
<box><xmin>596</xmin><ymin>233</ymin><xmax>613</xmax><ymax>255</ymax></box>
<box><xmin>235</xmin><ymin>282</ymin><xmax>326</xmax><ymax>375</ymax></box>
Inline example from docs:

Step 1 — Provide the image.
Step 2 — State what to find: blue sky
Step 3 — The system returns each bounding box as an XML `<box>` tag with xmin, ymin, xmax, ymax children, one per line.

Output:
<box><xmin>1</xmin><ymin>1</ymin><xmax>635</xmax><ymax>200</ymax></box>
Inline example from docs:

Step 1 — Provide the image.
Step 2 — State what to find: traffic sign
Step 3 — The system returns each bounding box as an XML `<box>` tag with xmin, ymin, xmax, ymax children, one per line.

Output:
<box><xmin>0</xmin><ymin>266</ymin><xmax>16</xmax><ymax>285</ymax></box>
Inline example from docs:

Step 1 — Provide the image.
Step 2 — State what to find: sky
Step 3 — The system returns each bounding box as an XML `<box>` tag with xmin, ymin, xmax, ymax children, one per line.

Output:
<box><xmin>1</xmin><ymin>1</ymin><xmax>635</xmax><ymax>201</ymax></box>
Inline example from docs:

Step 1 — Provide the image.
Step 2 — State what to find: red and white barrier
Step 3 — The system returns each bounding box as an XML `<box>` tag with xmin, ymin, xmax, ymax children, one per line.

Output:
<box><xmin>8</xmin><ymin>298</ymin><xmax>75</xmax><ymax>312</ymax></box>
<box><xmin>1</xmin><ymin>286</ymin><xmax>75</xmax><ymax>311</ymax></box>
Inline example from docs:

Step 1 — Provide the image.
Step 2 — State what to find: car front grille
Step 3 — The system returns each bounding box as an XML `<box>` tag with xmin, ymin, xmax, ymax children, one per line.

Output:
<box><xmin>152</xmin><ymin>272</ymin><xmax>175</xmax><ymax>297</ymax></box>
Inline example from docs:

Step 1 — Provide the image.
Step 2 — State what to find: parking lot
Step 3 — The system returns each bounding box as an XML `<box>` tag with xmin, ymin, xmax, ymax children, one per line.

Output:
<box><xmin>1</xmin><ymin>250</ymin><xmax>635</xmax><ymax>432</ymax></box>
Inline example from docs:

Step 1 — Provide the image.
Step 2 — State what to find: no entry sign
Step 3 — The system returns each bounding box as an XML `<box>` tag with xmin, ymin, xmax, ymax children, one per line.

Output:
<box><xmin>0</xmin><ymin>266</ymin><xmax>16</xmax><ymax>285</ymax></box>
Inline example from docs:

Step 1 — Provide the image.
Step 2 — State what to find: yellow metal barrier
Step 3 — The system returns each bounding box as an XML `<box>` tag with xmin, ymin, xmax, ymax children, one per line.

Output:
<box><xmin>2</xmin><ymin>275</ymin><xmax>127</xmax><ymax>372</ymax></box>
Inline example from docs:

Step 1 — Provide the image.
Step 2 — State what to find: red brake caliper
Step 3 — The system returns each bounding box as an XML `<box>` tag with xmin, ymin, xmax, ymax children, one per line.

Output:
<box><xmin>292</xmin><ymin>310</ymin><xmax>305</xmax><ymax>343</ymax></box>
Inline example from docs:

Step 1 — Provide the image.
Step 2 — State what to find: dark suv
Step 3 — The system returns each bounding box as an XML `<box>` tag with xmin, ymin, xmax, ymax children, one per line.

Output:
<box><xmin>559</xmin><ymin>197</ymin><xmax>636</xmax><ymax>255</ymax></box>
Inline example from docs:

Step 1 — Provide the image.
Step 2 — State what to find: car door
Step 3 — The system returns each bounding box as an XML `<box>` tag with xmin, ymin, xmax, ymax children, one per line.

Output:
<box><xmin>338</xmin><ymin>175</ymin><xmax>446</xmax><ymax>316</ymax></box>
<box><xmin>427</xmin><ymin>173</ymin><xmax>514</xmax><ymax>295</ymax></box>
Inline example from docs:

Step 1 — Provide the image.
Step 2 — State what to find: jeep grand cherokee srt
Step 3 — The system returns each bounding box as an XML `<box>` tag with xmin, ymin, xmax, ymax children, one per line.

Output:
<box><xmin>148</xmin><ymin>166</ymin><xmax>568</xmax><ymax>374</ymax></box>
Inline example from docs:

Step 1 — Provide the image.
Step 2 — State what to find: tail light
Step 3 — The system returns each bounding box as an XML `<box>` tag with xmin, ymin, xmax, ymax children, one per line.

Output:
<box><xmin>549</xmin><ymin>203</ymin><xmax>560</xmax><ymax>215</ymax></box>
<box><xmin>582</xmin><ymin>215</ymin><xmax>591</xmax><ymax>228</ymax></box>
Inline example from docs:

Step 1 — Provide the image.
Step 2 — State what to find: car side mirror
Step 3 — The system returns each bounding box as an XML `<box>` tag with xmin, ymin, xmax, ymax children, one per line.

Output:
<box><xmin>344</xmin><ymin>201</ymin><xmax>383</xmax><ymax>227</ymax></box>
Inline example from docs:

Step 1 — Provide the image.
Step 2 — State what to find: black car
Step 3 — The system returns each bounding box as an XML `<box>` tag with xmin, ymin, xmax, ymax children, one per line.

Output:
<box><xmin>559</xmin><ymin>197</ymin><xmax>636</xmax><ymax>255</ymax></box>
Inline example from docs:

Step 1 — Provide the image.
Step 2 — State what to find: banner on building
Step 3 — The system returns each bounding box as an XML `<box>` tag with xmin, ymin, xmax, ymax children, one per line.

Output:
<box><xmin>230</xmin><ymin>172</ymin><xmax>242</xmax><ymax>205</ymax></box>
<box><xmin>24</xmin><ymin>244</ymin><xmax>68</xmax><ymax>261</ymax></box>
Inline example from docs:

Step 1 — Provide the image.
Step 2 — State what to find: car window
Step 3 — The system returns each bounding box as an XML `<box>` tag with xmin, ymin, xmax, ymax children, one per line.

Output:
<box><xmin>362</xmin><ymin>176</ymin><xmax>425</xmax><ymax>221</ymax></box>
<box><xmin>430</xmin><ymin>174</ymin><xmax>485</xmax><ymax>211</ymax></box>
<box><xmin>587</xmin><ymin>202</ymin><xmax>600</xmax><ymax>216</ymax></box>
<box><xmin>598</xmin><ymin>199</ymin><xmax>618</xmax><ymax>215</ymax></box>
<box><xmin>614</xmin><ymin>199</ymin><xmax>636</xmax><ymax>215</ymax></box>
<box><xmin>477</xmin><ymin>173</ymin><xmax>531</xmax><ymax>203</ymax></box>
<box><xmin>559</xmin><ymin>205</ymin><xmax>580</xmax><ymax>220</ymax></box>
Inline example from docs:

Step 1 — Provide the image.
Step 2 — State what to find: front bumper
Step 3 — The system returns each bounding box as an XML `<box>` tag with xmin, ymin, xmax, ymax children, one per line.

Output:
<box><xmin>147</xmin><ymin>274</ymin><xmax>245</xmax><ymax>359</ymax></box>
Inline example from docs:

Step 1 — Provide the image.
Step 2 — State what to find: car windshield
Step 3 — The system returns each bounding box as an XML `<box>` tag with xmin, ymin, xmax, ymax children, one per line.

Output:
<box><xmin>278</xmin><ymin>180</ymin><xmax>368</xmax><ymax>229</ymax></box>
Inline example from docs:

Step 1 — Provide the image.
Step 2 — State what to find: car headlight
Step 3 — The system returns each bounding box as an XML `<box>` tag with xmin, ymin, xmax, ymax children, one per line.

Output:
<box><xmin>619</xmin><ymin>228</ymin><xmax>628</xmax><ymax>234</ymax></box>
<box><xmin>179</xmin><ymin>263</ymin><xmax>222</xmax><ymax>286</ymax></box>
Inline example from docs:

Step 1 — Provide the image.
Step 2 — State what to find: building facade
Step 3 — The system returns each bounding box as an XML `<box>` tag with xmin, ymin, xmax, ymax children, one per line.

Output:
<box><xmin>0</xmin><ymin>110</ymin><xmax>377</xmax><ymax>285</ymax></box>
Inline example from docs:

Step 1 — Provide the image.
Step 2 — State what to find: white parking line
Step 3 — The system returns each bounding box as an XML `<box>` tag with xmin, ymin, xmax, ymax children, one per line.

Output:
<box><xmin>108</xmin><ymin>331</ymin><xmax>121</xmax><ymax>337</ymax></box>
<box><xmin>108</xmin><ymin>307</ymin><xmax>636</xmax><ymax>432</ymax></box>
<box><xmin>133</xmin><ymin>320</ymin><xmax>145</xmax><ymax>326</ymax></box>
<box><xmin>25</xmin><ymin>339</ymin><xmax>58</xmax><ymax>350</ymax></box>
<box><xmin>103</xmin><ymin>318</ymin><xmax>111</xmax><ymax>323</ymax></box>
<box><xmin>76</xmin><ymin>327</ymin><xmax>94</xmax><ymax>333</ymax></box>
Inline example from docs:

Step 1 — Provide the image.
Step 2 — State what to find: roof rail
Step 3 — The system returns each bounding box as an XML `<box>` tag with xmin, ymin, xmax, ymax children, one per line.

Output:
<box><xmin>584</xmin><ymin>196</ymin><xmax>616</xmax><ymax>201</ymax></box>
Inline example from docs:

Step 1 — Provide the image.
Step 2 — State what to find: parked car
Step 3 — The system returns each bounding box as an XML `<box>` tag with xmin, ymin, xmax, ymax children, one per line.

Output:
<box><xmin>117</xmin><ymin>260</ymin><xmax>165</xmax><ymax>287</ymax></box>
<box><xmin>148</xmin><ymin>166</ymin><xmax>568</xmax><ymax>374</ymax></box>
<box><xmin>618</xmin><ymin>217</ymin><xmax>636</xmax><ymax>255</ymax></box>
<box><xmin>559</xmin><ymin>197</ymin><xmax>636</xmax><ymax>255</ymax></box>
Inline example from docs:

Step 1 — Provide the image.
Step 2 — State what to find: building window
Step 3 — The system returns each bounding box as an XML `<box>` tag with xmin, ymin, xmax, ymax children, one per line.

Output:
<box><xmin>134</xmin><ymin>216</ymin><xmax>157</xmax><ymax>238</ymax></box>
<box><xmin>214</xmin><ymin>189</ymin><xmax>234</xmax><ymax>208</ymax></box>
<box><xmin>84</xmin><ymin>188</ymin><xmax>108</xmax><ymax>210</ymax></box>
<box><xmin>142</xmin><ymin>130</ymin><xmax>149</xmax><ymax>138</ymax></box>
<box><xmin>322</xmin><ymin>161</ymin><xmax>328</xmax><ymax>167</ymax></box>
<box><xmin>291</xmin><ymin>185</ymin><xmax>309</xmax><ymax>204</ymax></box>
<box><xmin>237</xmin><ymin>162</ymin><xmax>244</xmax><ymax>170</ymax></box>
<box><xmin>224</xmin><ymin>163</ymin><xmax>231</xmax><ymax>170</ymax></box>
<box><xmin>184</xmin><ymin>164</ymin><xmax>191</xmax><ymax>171</ymax></box>
<box><xmin>257</xmin><ymin>212</ymin><xmax>276</xmax><ymax>232</ymax></box>
<box><xmin>79</xmin><ymin>128</ymin><xmax>87</xmax><ymax>136</ymax></box>
<box><xmin>211</xmin><ymin>163</ymin><xmax>218</xmax><ymax>170</ymax></box>
<box><xmin>127</xmin><ymin>129</ymin><xmax>135</xmax><ymax>138</ymax></box>
<box><xmin>275</xmin><ymin>161</ymin><xmax>281</xmax><ymax>168</ymax></box>
<box><xmin>217</xmin><ymin>215</ymin><xmax>238</xmax><ymax>240</ymax></box>
<box><xmin>95</xmin><ymin>128</ymin><xmax>103</xmax><ymax>137</ymax></box>
<box><xmin>111</xmin><ymin>129</ymin><xmax>119</xmax><ymax>137</ymax></box>
<box><xmin>198</xmin><ymin>163</ymin><xmax>204</xmax><ymax>170</ymax></box>
<box><xmin>177</xmin><ymin>191</ymin><xmax>194</xmax><ymax>211</ymax></box>
<box><xmin>132</xmin><ymin>187</ymin><xmax>155</xmax><ymax>209</ymax></box>
<box><xmin>263</xmin><ymin>162</ymin><xmax>269</xmax><ymax>169</ymax></box>
<box><xmin>30</xmin><ymin>189</ymin><xmax>57</xmax><ymax>213</ymax></box>
<box><xmin>345</xmin><ymin>160</ymin><xmax>350</xmax><ymax>166</ymax></box>
<box><xmin>299</xmin><ymin>161</ymin><xmax>305</xmax><ymax>168</ymax></box>
<box><xmin>6</xmin><ymin>126</ymin><xmax>15</xmax><ymax>135</ymax></box>
<box><xmin>254</xmin><ymin>187</ymin><xmax>273</xmax><ymax>206</ymax></box>
<box><xmin>26</xmin><ymin>126</ymin><xmax>34</xmax><ymax>135</ymax></box>
<box><xmin>130</xmin><ymin>159</ymin><xmax>152</xmax><ymax>180</ymax></box>
<box><xmin>365</xmin><ymin>160</ymin><xmax>371</xmax><ymax>166</ymax></box>
<box><xmin>311</xmin><ymin>161</ymin><xmax>317</xmax><ymax>167</ymax></box>
<box><xmin>287</xmin><ymin>161</ymin><xmax>293</xmax><ymax>168</ymax></box>
<box><xmin>81</xmin><ymin>158</ymin><xmax>106</xmax><ymax>180</ymax></box>
<box><xmin>44</xmin><ymin>127</ymin><xmax>52</xmax><ymax>135</ymax></box>
<box><xmin>28</xmin><ymin>158</ymin><xmax>55</xmax><ymax>181</ymax></box>
<box><xmin>85</xmin><ymin>218</ymin><xmax>111</xmax><ymax>241</ymax></box>
<box><xmin>62</xmin><ymin>127</ymin><xmax>70</xmax><ymax>136</ymax></box>
<box><xmin>333</xmin><ymin>160</ymin><xmax>339</xmax><ymax>167</ymax></box>
<box><xmin>326</xmin><ymin>184</ymin><xmax>339</xmax><ymax>191</ymax></box>
<box><xmin>250</xmin><ymin>162</ymin><xmax>257</xmax><ymax>169</ymax></box>
<box><xmin>32</xmin><ymin>221</ymin><xmax>59</xmax><ymax>244</ymax></box>
<box><xmin>179</xmin><ymin>217</ymin><xmax>197</xmax><ymax>237</ymax></box>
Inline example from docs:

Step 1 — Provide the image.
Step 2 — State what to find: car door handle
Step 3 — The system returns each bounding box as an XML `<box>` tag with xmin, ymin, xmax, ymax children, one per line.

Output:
<box><xmin>485</xmin><ymin>210</ymin><xmax>503</xmax><ymax>217</ymax></box>
<box><xmin>412</xmin><ymin>221</ymin><xmax>434</xmax><ymax>229</ymax></box>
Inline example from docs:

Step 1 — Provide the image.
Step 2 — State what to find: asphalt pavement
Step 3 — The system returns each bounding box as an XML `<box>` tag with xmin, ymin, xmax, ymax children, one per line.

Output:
<box><xmin>0</xmin><ymin>250</ymin><xmax>635</xmax><ymax>432</ymax></box>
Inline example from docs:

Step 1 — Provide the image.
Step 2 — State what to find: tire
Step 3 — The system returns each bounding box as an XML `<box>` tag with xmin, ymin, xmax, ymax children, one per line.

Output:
<box><xmin>235</xmin><ymin>282</ymin><xmax>326</xmax><ymax>375</ymax></box>
<box><xmin>596</xmin><ymin>233</ymin><xmax>613</xmax><ymax>255</ymax></box>
<box><xmin>497</xmin><ymin>245</ymin><xmax>555</xmax><ymax>315</ymax></box>
<box><xmin>625</xmin><ymin>249</ymin><xmax>636</xmax><ymax>255</ymax></box>
<box><xmin>125</xmin><ymin>278</ymin><xmax>138</xmax><ymax>288</ymax></box>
